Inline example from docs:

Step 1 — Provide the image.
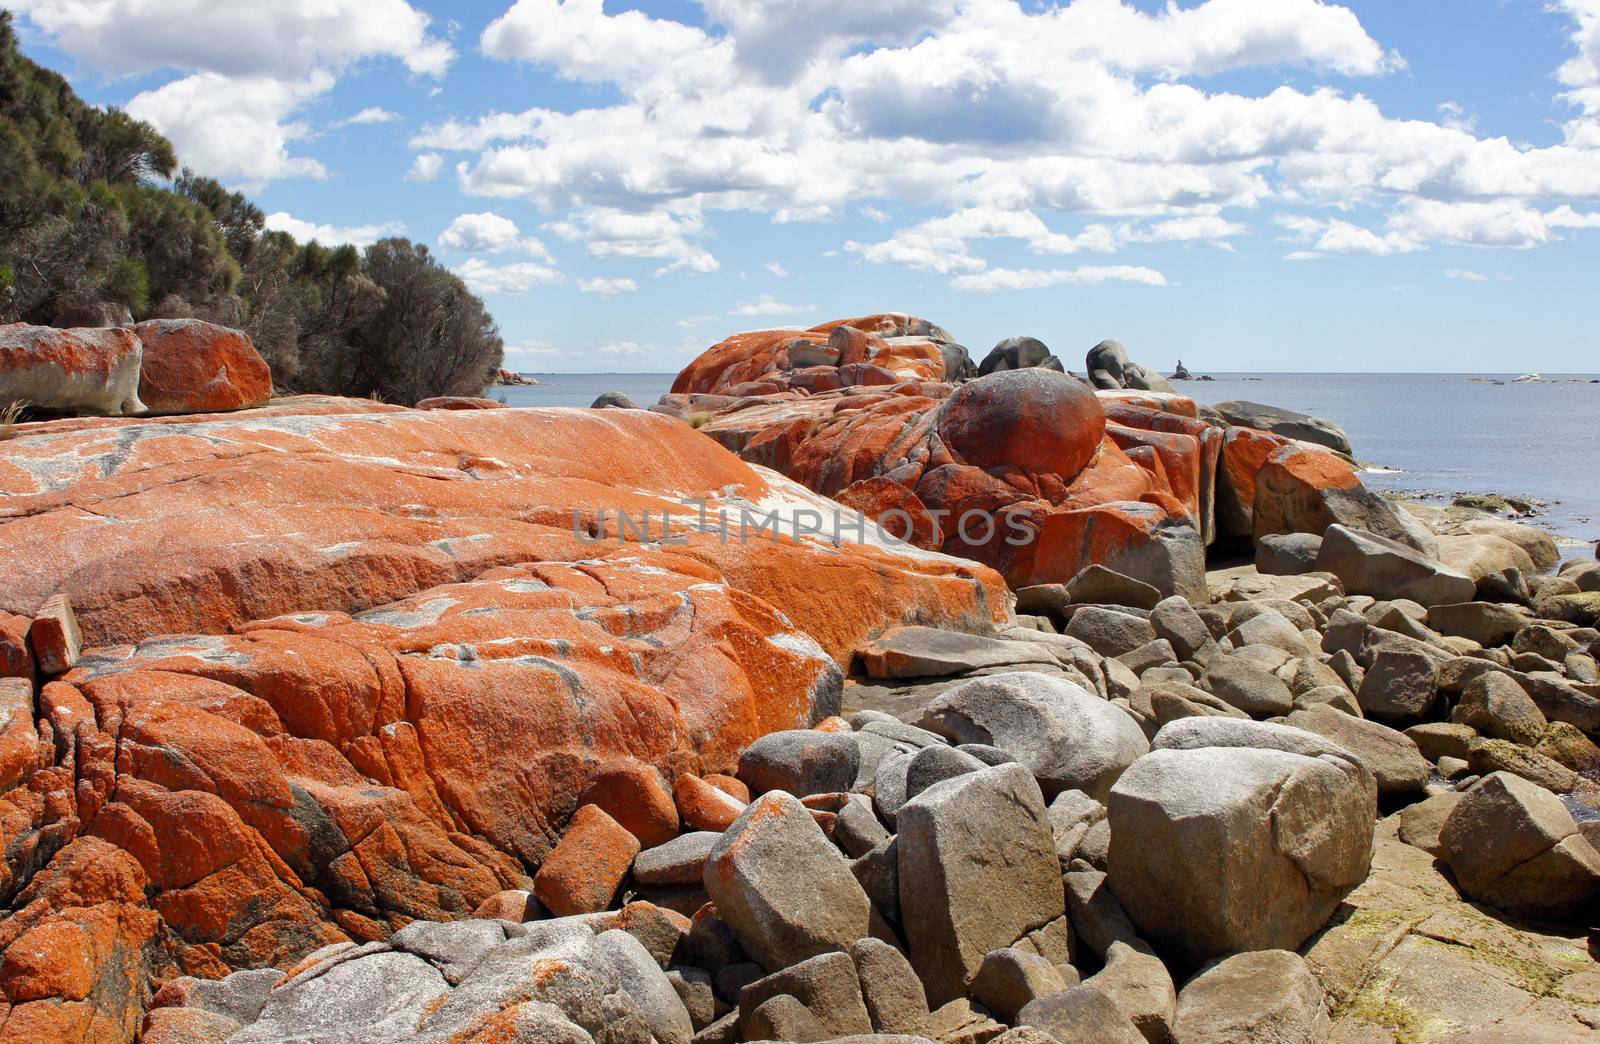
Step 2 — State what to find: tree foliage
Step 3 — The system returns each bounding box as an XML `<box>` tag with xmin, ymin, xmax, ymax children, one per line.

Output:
<box><xmin>0</xmin><ymin>11</ymin><xmax>503</xmax><ymax>402</ymax></box>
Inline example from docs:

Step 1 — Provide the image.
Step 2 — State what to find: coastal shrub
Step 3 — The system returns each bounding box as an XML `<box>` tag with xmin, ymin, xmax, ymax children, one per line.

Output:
<box><xmin>0</xmin><ymin>11</ymin><xmax>503</xmax><ymax>402</ymax></box>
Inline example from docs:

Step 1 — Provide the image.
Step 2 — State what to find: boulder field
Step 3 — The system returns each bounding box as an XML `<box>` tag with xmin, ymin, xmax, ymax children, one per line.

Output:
<box><xmin>653</xmin><ymin>314</ymin><xmax>1433</xmax><ymax>606</ymax></box>
<box><xmin>3</xmin><ymin>313</ymin><xmax>1599</xmax><ymax>1042</ymax></box>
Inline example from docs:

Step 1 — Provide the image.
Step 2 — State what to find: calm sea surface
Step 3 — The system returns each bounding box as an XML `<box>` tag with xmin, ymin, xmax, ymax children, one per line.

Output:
<box><xmin>498</xmin><ymin>371</ymin><xmax>1600</xmax><ymax>551</ymax></box>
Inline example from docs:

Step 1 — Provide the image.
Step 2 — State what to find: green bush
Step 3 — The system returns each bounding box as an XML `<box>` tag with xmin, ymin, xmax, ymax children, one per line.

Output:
<box><xmin>0</xmin><ymin>10</ymin><xmax>503</xmax><ymax>401</ymax></box>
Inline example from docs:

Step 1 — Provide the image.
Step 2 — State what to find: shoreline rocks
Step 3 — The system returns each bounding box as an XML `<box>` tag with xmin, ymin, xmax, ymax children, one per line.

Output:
<box><xmin>5</xmin><ymin>311</ymin><xmax>1600</xmax><ymax>1043</ymax></box>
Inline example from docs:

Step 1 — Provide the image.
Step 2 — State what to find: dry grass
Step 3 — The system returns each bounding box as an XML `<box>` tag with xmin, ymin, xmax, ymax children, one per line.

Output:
<box><xmin>0</xmin><ymin>400</ymin><xmax>28</xmax><ymax>441</ymax></box>
<box><xmin>684</xmin><ymin>410</ymin><xmax>714</xmax><ymax>429</ymax></box>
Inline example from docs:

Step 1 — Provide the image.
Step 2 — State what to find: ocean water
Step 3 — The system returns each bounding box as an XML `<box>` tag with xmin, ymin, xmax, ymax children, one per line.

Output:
<box><xmin>498</xmin><ymin>371</ymin><xmax>1600</xmax><ymax>550</ymax></box>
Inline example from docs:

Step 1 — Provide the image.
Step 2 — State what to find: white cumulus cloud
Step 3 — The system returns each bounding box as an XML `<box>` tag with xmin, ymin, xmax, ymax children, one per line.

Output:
<box><xmin>453</xmin><ymin>258</ymin><xmax>565</xmax><ymax>295</ymax></box>
<box><xmin>264</xmin><ymin>211</ymin><xmax>404</xmax><ymax>247</ymax></box>
<box><xmin>438</xmin><ymin>212</ymin><xmax>553</xmax><ymax>259</ymax></box>
<box><xmin>729</xmin><ymin>294</ymin><xmax>814</xmax><ymax>316</ymax></box>
<box><xmin>578</xmin><ymin>276</ymin><xmax>639</xmax><ymax>294</ymax></box>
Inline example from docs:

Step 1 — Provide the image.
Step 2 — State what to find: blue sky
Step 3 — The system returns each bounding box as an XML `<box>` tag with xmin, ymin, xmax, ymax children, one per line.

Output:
<box><xmin>11</xmin><ymin>0</ymin><xmax>1600</xmax><ymax>374</ymax></box>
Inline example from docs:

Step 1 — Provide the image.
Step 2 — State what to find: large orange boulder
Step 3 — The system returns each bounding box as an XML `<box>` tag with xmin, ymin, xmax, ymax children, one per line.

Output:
<box><xmin>1254</xmin><ymin>443</ymin><xmax>1437</xmax><ymax>556</ymax></box>
<box><xmin>132</xmin><ymin>320</ymin><xmax>273</xmax><ymax>414</ymax></box>
<box><xmin>937</xmin><ymin>368</ymin><xmax>1105</xmax><ymax>479</ymax></box>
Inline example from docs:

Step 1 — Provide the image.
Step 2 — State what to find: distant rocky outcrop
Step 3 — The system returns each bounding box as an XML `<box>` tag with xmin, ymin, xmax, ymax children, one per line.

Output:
<box><xmin>977</xmin><ymin>336</ymin><xmax>1065</xmax><ymax>376</ymax></box>
<box><xmin>494</xmin><ymin>369</ymin><xmax>539</xmax><ymax>386</ymax></box>
<box><xmin>592</xmin><ymin>390</ymin><xmax>640</xmax><ymax>409</ymax></box>
<box><xmin>1086</xmin><ymin>339</ymin><xmax>1176</xmax><ymax>393</ymax></box>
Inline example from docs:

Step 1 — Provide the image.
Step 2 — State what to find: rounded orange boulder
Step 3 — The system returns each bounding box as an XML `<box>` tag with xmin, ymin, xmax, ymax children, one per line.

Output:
<box><xmin>532</xmin><ymin>803</ymin><xmax>641</xmax><ymax>917</ymax></box>
<box><xmin>133</xmin><ymin>319</ymin><xmax>273</xmax><ymax>415</ymax></box>
<box><xmin>581</xmin><ymin>759</ymin><xmax>681</xmax><ymax>849</ymax></box>
<box><xmin>937</xmin><ymin>369</ymin><xmax>1105</xmax><ymax>482</ymax></box>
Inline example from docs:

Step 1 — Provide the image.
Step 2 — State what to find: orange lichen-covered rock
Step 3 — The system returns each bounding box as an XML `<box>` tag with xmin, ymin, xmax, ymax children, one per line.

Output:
<box><xmin>581</xmin><ymin>759</ymin><xmax>681</xmax><ymax>849</ymax></box>
<box><xmin>671</xmin><ymin>313</ymin><xmax>954</xmax><ymax>395</ymax></box>
<box><xmin>132</xmin><ymin>319</ymin><xmax>273</xmax><ymax>415</ymax></box>
<box><xmin>472</xmin><ymin>889</ymin><xmax>540</xmax><ymax>922</ymax></box>
<box><xmin>1254</xmin><ymin>442</ymin><xmax>1436</xmax><ymax>555</ymax></box>
<box><xmin>1215</xmin><ymin>426</ymin><xmax>1292</xmax><ymax>538</ymax></box>
<box><xmin>661</xmin><ymin>315</ymin><xmax>1397</xmax><ymax>597</ymax></box>
<box><xmin>28</xmin><ymin>594</ymin><xmax>81</xmax><ymax>675</ymax></box>
<box><xmin>0</xmin><ymin>404</ymin><xmax>1004</xmax><ymax>654</ymax></box>
<box><xmin>0</xmin><ymin>612</ymin><xmax>31</xmax><ymax>678</ymax></box>
<box><xmin>0</xmin><ymin>323</ymin><xmax>145</xmax><ymax>416</ymax></box>
<box><xmin>676</xmin><ymin>772</ymin><xmax>748</xmax><ymax>832</ymax></box>
<box><xmin>938</xmin><ymin>368</ymin><xmax>1105</xmax><ymax>479</ymax></box>
<box><xmin>705</xmin><ymin>774</ymin><xmax>751</xmax><ymax>804</ymax></box>
<box><xmin>0</xmin><ymin>399</ymin><xmax>1007</xmax><ymax>1041</ymax></box>
<box><xmin>533</xmin><ymin>804</ymin><xmax>641</xmax><ymax>916</ymax></box>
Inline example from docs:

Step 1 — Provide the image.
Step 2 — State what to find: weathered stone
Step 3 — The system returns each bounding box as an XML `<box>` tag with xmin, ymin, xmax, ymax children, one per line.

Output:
<box><xmin>1083</xmin><ymin>940</ymin><xmax>1177</xmax><ymax>1044</ymax></box>
<box><xmin>1118</xmin><ymin>638</ymin><xmax>1178</xmax><ymax>675</ymax></box>
<box><xmin>834</xmin><ymin>793</ymin><xmax>892</xmax><ymax>857</ymax></box>
<box><xmin>1403</xmin><ymin>722</ymin><xmax>1477</xmax><ymax>762</ymax></box>
<box><xmin>1226</xmin><ymin>610</ymin><xmax>1311</xmax><ymax>657</ymax></box>
<box><xmin>703</xmin><ymin>792</ymin><xmax>875</xmax><ymax>971</ymax></box>
<box><xmin>904</xmin><ymin>744</ymin><xmax>987</xmax><ymax>801</ymax></box>
<box><xmin>1284</xmin><ymin>705</ymin><xmax>1430</xmax><ymax>795</ymax></box>
<box><xmin>850</xmin><ymin>837</ymin><xmax>900</xmax><ymax>924</ymax></box>
<box><xmin>738</xmin><ymin>951</ymin><xmax>873</xmax><ymax>1038</ymax></box>
<box><xmin>1356</xmin><ymin>649</ymin><xmax>1439</xmax><ymax>724</ymax></box>
<box><xmin>1427</xmin><ymin>602</ymin><xmax>1527</xmax><ymax>647</ymax></box>
<box><xmin>857</xmin><ymin>626</ymin><xmax>1057</xmax><ymax>679</ymax></box>
<box><xmin>918</xmin><ymin>672</ymin><xmax>1149</xmax><ymax>800</ymax></box>
<box><xmin>1150</xmin><ymin>596</ymin><xmax>1217</xmax><ymax>664</ymax></box>
<box><xmin>970</xmin><ymin>947</ymin><xmax>1070</xmax><ymax>1023</ymax></box>
<box><xmin>1172</xmin><ymin>949</ymin><xmax>1329</xmax><ymax>1044</ymax></box>
<box><xmin>921</xmin><ymin>997</ymin><xmax>1010</xmax><ymax>1044</ymax></box>
<box><xmin>1199</xmin><ymin>657</ymin><xmax>1295</xmax><ymax>718</ymax></box>
<box><xmin>1315</xmin><ymin>524</ymin><xmax>1475</xmax><ymax>608</ymax></box>
<box><xmin>738</xmin><ymin>729</ymin><xmax>861</xmax><ymax>798</ymax></box>
<box><xmin>634</xmin><ymin>832</ymin><xmax>722</xmax><ymax>886</ymax></box>
<box><xmin>849</xmin><ymin>938</ymin><xmax>929</xmax><ymax>1034</ymax></box>
<box><xmin>1396</xmin><ymin>791</ymin><xmax>1464</xmax><ymax>858</ymax></box>
<box><xmin>1466</xmin><ymin>738</ymin><xmax>1580</xmax><ymax>793</ymax></box>
<box><xmin>595</xmin><ymin>928</ymin><xmax>695</xmax><ymax>1044</ymax></box>
<box><xmin>1047</xmin><ymin>789</ymin><xmax>1108</xmax><ymax>872</ymax></box>
<box><xmin>1018</xmin><ymin>985</ymin><xmax>1147</xmax><ymax>1044</ymax></box>
<box><xmin>1440</xmin><ymin>771</ymin><xmax>1600</xmax><ymax>919</ymax></box>
<box><xmin>897</xmin><ymin>763</ymin><xmax>1065</xmax><ymax>1005</ymax></box>
<box><xmin>389</xmin><ymin>919</ymin><xmax>508</xmax><ymax>985</ymax></box>
<box><xmin>1108</xmin><ymin>744</ymin><xmax>1373</xmax><ymax>968</ymax></box>
<box><xmin>1256</xmin><ymin>533</ymin><xmax>1324</xmax><ymax>576</ymax></box>
<box><xmin>231</xmin><ymin>951</ymin><xmax>450</xmax><ymax>1043</ymax></box>
<box><xmin>743</xmin><ymin>993</ymin><xmax>829</xmax><ymax>1041</ymax></box>
<box><xmin>1066</xmin><ymin>607</ymin><xmax>1159</xmax><ymax>657</ymax></box>
<box><xmin>1066</xmin><ymin>565</ymin><xmax>1163</xmax><ymax>611</ymax></box>
<box><xmin>1452</xmin><ymin>671</ymin><xmax>1548</xmax><ymax>746</ymax></box>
